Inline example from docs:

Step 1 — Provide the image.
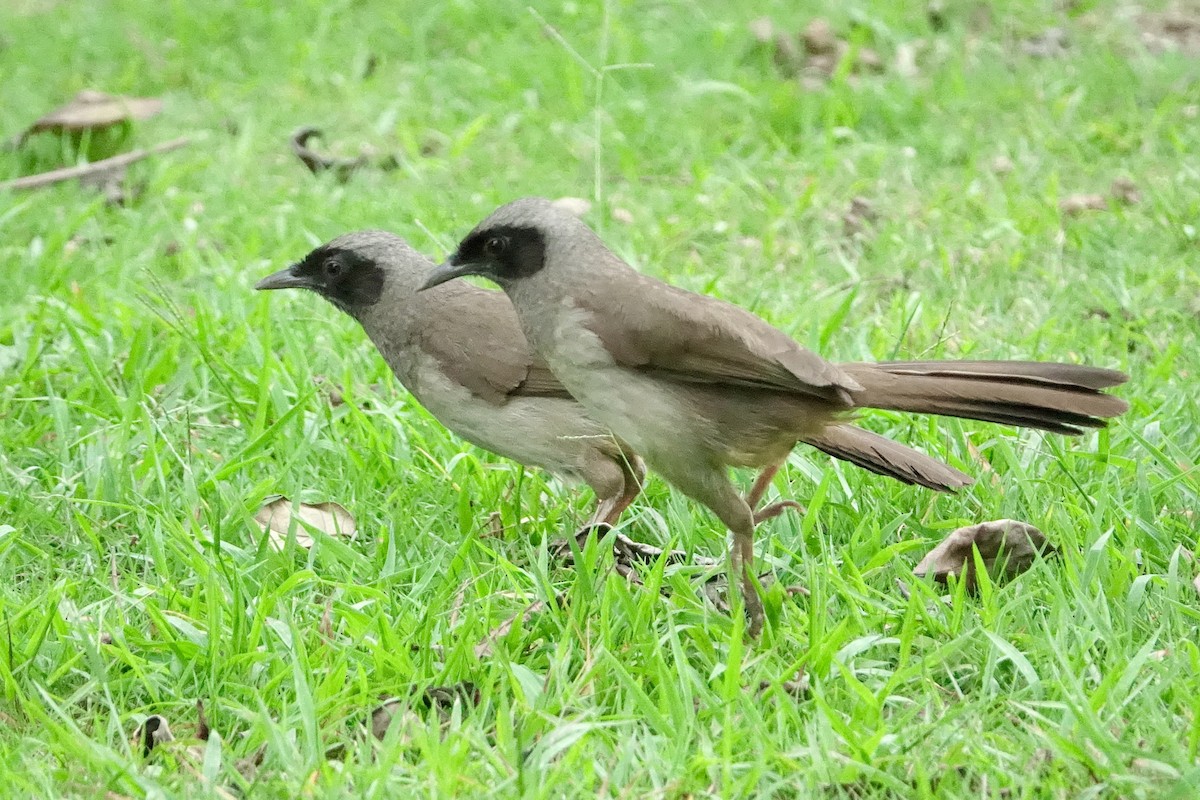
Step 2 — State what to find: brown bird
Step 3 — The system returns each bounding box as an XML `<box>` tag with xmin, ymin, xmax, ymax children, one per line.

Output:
<box><xmin>421</xmin><ymin>197</ymin><xmax>1130</xmax><ymax>635</ymax></box>
<box><xmin>254</xmin><ymin>231</ymin><xmax>646</xmax><ymax>538</ymax></box>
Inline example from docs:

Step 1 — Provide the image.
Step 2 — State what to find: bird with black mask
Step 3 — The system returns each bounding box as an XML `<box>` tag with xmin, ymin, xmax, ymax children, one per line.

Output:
<box><xmin>421</xmin><ymin>197</ymin><xmax>1129</xmax><ymax>636</ymax></box>
<box><xmin>255</xmin><ymin>231</ymin><xmax>649</xmax><ymax>552</ymax></box>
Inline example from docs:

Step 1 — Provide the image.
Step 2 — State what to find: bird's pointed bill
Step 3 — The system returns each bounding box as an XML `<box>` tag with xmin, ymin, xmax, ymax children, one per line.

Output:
<box><xmin>255</xmin><ymin>266</ymin><xmax>310</xmax><ymax>291</ymax></box>
<box><xmin>419</xmin><ymin>261</ymin><xmax>478</xmax><ymax>292</ymax></box>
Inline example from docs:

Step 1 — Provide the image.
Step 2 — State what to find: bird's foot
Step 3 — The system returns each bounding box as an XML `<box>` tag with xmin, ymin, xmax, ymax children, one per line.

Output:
<box><xmin>551</xmin><ymin>523</ymin><xmax>719</xmax><ymax>585</ymax></box>
<box><xmin>751</xmin><ymin>499</ymin><xmax>805</xmax><ymax>526</ymax></box>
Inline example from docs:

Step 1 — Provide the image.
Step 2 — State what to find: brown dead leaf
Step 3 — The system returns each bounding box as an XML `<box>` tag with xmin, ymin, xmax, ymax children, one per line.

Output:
<box><xmin>758</xmin><ymin>669</ymin><xmax>809</xmax><ymax>699</ymax></box>
<box><xmin>255</xmin><ymin>496</ymin><xmax>356</xmax><ymax>551</ymax></box>
<box><xmin>843</xmin><ymin>196</ymin><xmax>878</xmax><ymax>236</ymax></box>
<box><xmin>371</xmin><ymin>699</ymin><xmax>419</xmax><ymax>741</ymax></box>
<box><xmin>195</xmin><ymin>700</ymin><xmax>210</xmax><ymax>741</ymax></box>
<box><xmin>1110</xmin><ymin>177</ymin><xmax>1141</xmax><ymax>206</ymax></box>
<box><xmin>611</xmin><ymin>207</ymin><xmax>635</xmax><ymax>225</ymax></box>
<box><xmin>1059</xmin><ymin>194</ymin><xmax>1108</xmax><ymax>216</ymax></box>
<box><xmin>235</xmin><ymin>743</ymin><xmax>267</xmax><ymax>781</ymax></box>
<box><xmin>1022</xmin><ymin>27</ymin><xmax>1069</xmax><ymax>59</ymax></box>
<box><xmin>137</xmin><ymin>715</ymin><xmax>175</xmax><ymax>756</ymax></box>
<box><xmin>803</xmin><ymin>18</ymin><xmax>838</xmax><ymax>56</ymax></box>
<box><xmin>895</xmin><ymin>41</ymin><xmax>920</xmax><ymax>78</ymax></box>
<box><xmin>748</xmin><ymin>16</ymin><xmax>775</xmax><ymax>43</ymax></box>
<box><xmin>1139</xmin><ymin>10</ymin><xmax>1200</xmax><ymax>57</ymax></box>
<box><xmin>914</xmin><ymin>519</ymin><xmax>1056</xmax><ymax>590</ymax></box>
<box><xmin>23</xmin><ymin>90</ymin><xmax>161</xmax><ymax>140</ymax></box>
<box><xmin>290</xmin><ymin>127</ymin><xmax>397</xmax><ymax>183</ymax></box>
<box><xmin>371</xmin><ymin>683</ymin><xmax>481</xmax><ymax>739</ymax></box>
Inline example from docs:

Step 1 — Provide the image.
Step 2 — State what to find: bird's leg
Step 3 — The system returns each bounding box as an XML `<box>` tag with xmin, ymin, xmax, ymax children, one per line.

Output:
<box><xmin>746</xmin><ymin>460</ymin><xmax>805</xmax><ymax>525</ymax></box>
<box><xmin>566</xmin><ymin>456</ymin><xmax>717</xmax><ymax>572</ymax></box>
<box><xmin>697</xmin><ymin>481</ymin><xmax>766</xmax><ymax>636</ymax></box>
<box><xmin>729</xmin><ymin>506</ymin><xmax>765</xmax><ymax>637</ymax></box>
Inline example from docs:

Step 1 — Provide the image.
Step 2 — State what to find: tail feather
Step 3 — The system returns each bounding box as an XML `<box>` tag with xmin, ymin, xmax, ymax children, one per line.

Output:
<box><xmin>839</xmin><ymin>360</ymin><xmax>1129</xmax><ymax>435</ymax></box>
<box><xmin>803</xmin><ymin>424</ymin><xmax>974</xmax><ymax>492</ymax></box>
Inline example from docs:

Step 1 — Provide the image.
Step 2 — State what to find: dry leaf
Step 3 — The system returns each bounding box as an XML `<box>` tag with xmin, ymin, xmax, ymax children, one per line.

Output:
<box><xmin>371</xmin><ymin>699</ymin><xmax>419</xmax><ymax>741</ymax></box>
<box><xmin>1110</xmin><ymin>177</ymin><xmax>1141</xmax><ymax>206</ymax></box>
<box><xmin>857</xmin><ymin>47</ymin><xmax>885</xmax><ymax>73</ymax></box>
<box><xmin>290</xmin><ymin>126</ymin><xmax>397</xmax><ymax>182</ymax></box>
<box><xmin>1059</xmin><ymin>194</ymin><xmax>1108</xmax><ymax>216</ymax></box>
<box><xmin>137</xmin><ymin>715</ymin><xmax>175</xmax><ymax>756</ymax></box>
<box><xmin>255</xmin><ymin>496</ymin><xmax>356</xmax><ymax>551</ymax></box>
<box><xmin>990</xmin><ymin>155</ymin><xmax>1014</xmax><ymax>175</ymax></box>
<box><xmin>895</xmin><ymin>42</ymin><xmax>920</xmax><ymax>78</ymax></box>
<box><xmin>758</xmin><ymin>669</ymin><xmax>809</xmax><ymax>698</ymax></box>
<box><xmin>372</xmin><ymin>683</ymin><xmax>481</xmax><ymax>739</ymax></box>
<box><xmin>551</xmin><ymin>196</ymin><xmax>591</xmax><ymax>217</ymax></box>
<box><xmin>196</xmin><ymin>700</ymin><xmax>210</xmax><ymax>741</ymax></box>
<box><xmin>843</xmin><ymin>196</ymin><xmax>878</xmax><ymax>236</ymax></box>
<box><xmin>23</xmin><ymin>90</ymin><xmax>161</xmax><ymax>139</ymax></box>
<box><xmin>1022</xmin><ymin>27</ymin><xmax>1069</xmax><ymax>59</ymax></box>
<box><xmin>748</xmin><ymin>16</ymin><xmax>775</xmax><ymax>43</ymax></box>
<box><xmin>802</xmin><ymin>18</ymin><xmax>838</xmax><ymax>56</ymax></box>
<box><xmin>1139</xmin><ymin>10</ymin><xmax>1200</xmax><ymax>56</ymax></box>
<box><xmin>611</xmin><ymin>207</ymin><xmax>634</xmax><ymax>225</ymax></box>
<box><xmin>913</xmin><ymin>519</ymin><xmax>1055</xmax><ymax>590</ymax></box>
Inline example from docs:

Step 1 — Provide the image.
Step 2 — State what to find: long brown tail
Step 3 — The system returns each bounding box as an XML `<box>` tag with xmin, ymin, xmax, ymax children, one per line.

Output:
<box><xmin>838</xmin><ymin>361</ymin><xmax>1129</xmax><ymax>435</ymax></box>
<box><xmin>803</xmin><ymin>424</ymin><xmax>974</xmax><ymax>491</ymax></box>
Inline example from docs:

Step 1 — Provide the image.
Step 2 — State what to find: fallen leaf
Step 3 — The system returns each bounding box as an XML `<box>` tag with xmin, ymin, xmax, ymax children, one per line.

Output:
<box><xmin>611</xmin><ymin>207</ymin><xmax>634</xmax><ymax>225</ymax></box>
<box><xmin>895</xmin><ymin>42</ymin><xmax>920</xmax><ymax>78</ymax></box>
<box><xmin>255</xmin><ymin>496</ymin><xmax>356</xmax><ymax>551</ymax></box>
<box><xmin>748</xmin><ymin>16</ymin><xmax>775</xmax><ymax>43</ymax></box>
<box><xmin>758</xmin><ymin>669</ymin><xmax>809</xmax><ymax>698</ymax></box>
<box><xmin>22</xmin><ymin>90</ymin><xmax>161</xmax><ymax>140</ymax></box>
<box><xmin>857</xmin><ymin>47</ymin><xmax>885</xmax><ymax>73</ymax></box>
<box><xmin>551</xmin><ymin>196</ymin><xmax>592</xmax><ymax>217</ymax></box>
<box><xmin>1110</xmin><ymin>177</ymin><xmax>1141</xmax><ymax>206</ymax></box>
<box><xmin>138</xmin><ymin>715</ymin><xmax>175</xmax><ymax>756</ymax></box>
<box><xmin>802</xmin><ymin>18</ymin><xmax>838</xmax><ymax>56</ymax></box>
<box><xmin>990</xmin><ymin>155</ymin><xmax>1014</xmax><ymax>175</ymax></box>
<box><xmin>371</xmin><ymin>699</ymin><xmax>419</xmax><ymax>741</ymax></box>
<box><xmin>290</xmin><ymin>126</ymin><xmax>398</xmax><ymax>182</ymax></box>
<box><xmin>1022</xmin><ymin>27</ymin><xmax>1069</xmax><ymax>59</ymax></box>
<box><xmin>320</xmin><ymin>598</ymin><xmax>334</xmax><ymax>639</ymax></box>
<box><xmin>196</xmin><ymin>700</ymin><xmax>210</xmax><ymax>741</ymax></box>
<box><xmin>843</xmin><ymin>195</ymin><xmax>878</xmax><ymax>236</ymax></box>
<box><xmin>235</xmin><ymin>743</ymin><xmax>268</xmax><ymax>781</ymax></box>
<box><xmin>372</xmin><ymin>683</ymin><xmax>481</xmax><ymax>739</ymax></box>
<box><xmin>1059</xmin><ymin>194</ymin><xmax>1108</xmax><ymax>216</ymax></box>
<box><xmin>1139</xmin><ymin>10</ymin><xmax>1200</xmax><ymax>57</ymax></box>
<box><xmin>913</xmin><ymin>519</ymin><xmax>1056</xmax><ymax>590</ymax></box>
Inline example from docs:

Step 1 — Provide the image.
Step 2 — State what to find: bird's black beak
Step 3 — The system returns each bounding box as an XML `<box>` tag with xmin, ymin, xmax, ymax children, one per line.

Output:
<box><xmin>255</xmin><ymin>265</ymin><xmax>310</xmax><ymax>291</ymax></box>
<box><xmin>418</xmin><ymin>259</ymin><xmax>478</xmax><ymax>292</ymax></box>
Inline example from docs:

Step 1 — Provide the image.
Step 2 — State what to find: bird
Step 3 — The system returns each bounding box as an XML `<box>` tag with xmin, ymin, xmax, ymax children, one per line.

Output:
<box><xmin>254</xmin><ymin>230</ymin><xmax>648</xmax><ymax>546</ymax></box>
<box><xmin>420</xmin><ymin>196</ymin><xmax>1130</xmax><ymax>635</ymax></box>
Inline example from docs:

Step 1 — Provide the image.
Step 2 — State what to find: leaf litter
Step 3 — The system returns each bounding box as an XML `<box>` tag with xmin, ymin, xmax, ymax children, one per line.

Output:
<box><xmin>254</xmin><ymin>495</ymin><xmax>356</xmax><ymax>551</ymax></box>
<box><xmin>913</xmin><ymin>519</ymin><xmax>1057</xmax><ymax>591</ymax></box>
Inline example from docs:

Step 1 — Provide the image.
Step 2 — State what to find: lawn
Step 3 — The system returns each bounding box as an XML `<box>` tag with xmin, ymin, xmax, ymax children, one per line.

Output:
<box><xmin>2</xmin><ymin>0</ymin><xmax>1198</xmax><ymax>796</ymax></box>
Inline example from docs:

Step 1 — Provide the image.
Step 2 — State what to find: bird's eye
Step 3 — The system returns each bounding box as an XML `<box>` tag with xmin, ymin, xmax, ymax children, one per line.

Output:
<box><xmin>484</xmin><ymin>236</ymin><xmax>508</xmax><ymax>257</ymax></box>
<box><xmin>323</xmin><ymin>258</ymin><xmax>342</xmax><ymax>278</ymax></box>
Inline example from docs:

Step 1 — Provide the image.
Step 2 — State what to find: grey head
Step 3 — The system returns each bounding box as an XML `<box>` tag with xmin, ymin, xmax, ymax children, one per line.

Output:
<box><xmin>256</xmin><ymin>230</ymin><xmax>432</xmax><ymax>318</ymax></box>
<box><xmin>420</xmin><ymin>197</ymin><xmax>602</xmax><ymax>292</ymax></box>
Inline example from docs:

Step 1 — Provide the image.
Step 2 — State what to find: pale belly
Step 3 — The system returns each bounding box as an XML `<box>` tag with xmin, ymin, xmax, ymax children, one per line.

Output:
<box><xmin>407</xmin><ymin>354</ymin><xmax>608</xmax><ymax>483</ymax></box>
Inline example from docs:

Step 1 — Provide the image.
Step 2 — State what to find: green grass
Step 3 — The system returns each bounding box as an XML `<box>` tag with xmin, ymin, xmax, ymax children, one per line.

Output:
<box><xmin>2</xmin><ymin>0</ymin><xmax>1199</xmax><ymax>796</ymax></box>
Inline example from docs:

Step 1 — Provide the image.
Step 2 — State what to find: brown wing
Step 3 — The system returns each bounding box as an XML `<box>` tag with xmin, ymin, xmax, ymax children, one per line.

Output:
<box><xmin>414</xmin><ymin>283</ymin><xmax>572</xmax><ymax>405</ymax></box>
<box><xmin>575</xmin><ymin>274</ymin><xmax>858</xmax><ymax>406</ymax></box>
